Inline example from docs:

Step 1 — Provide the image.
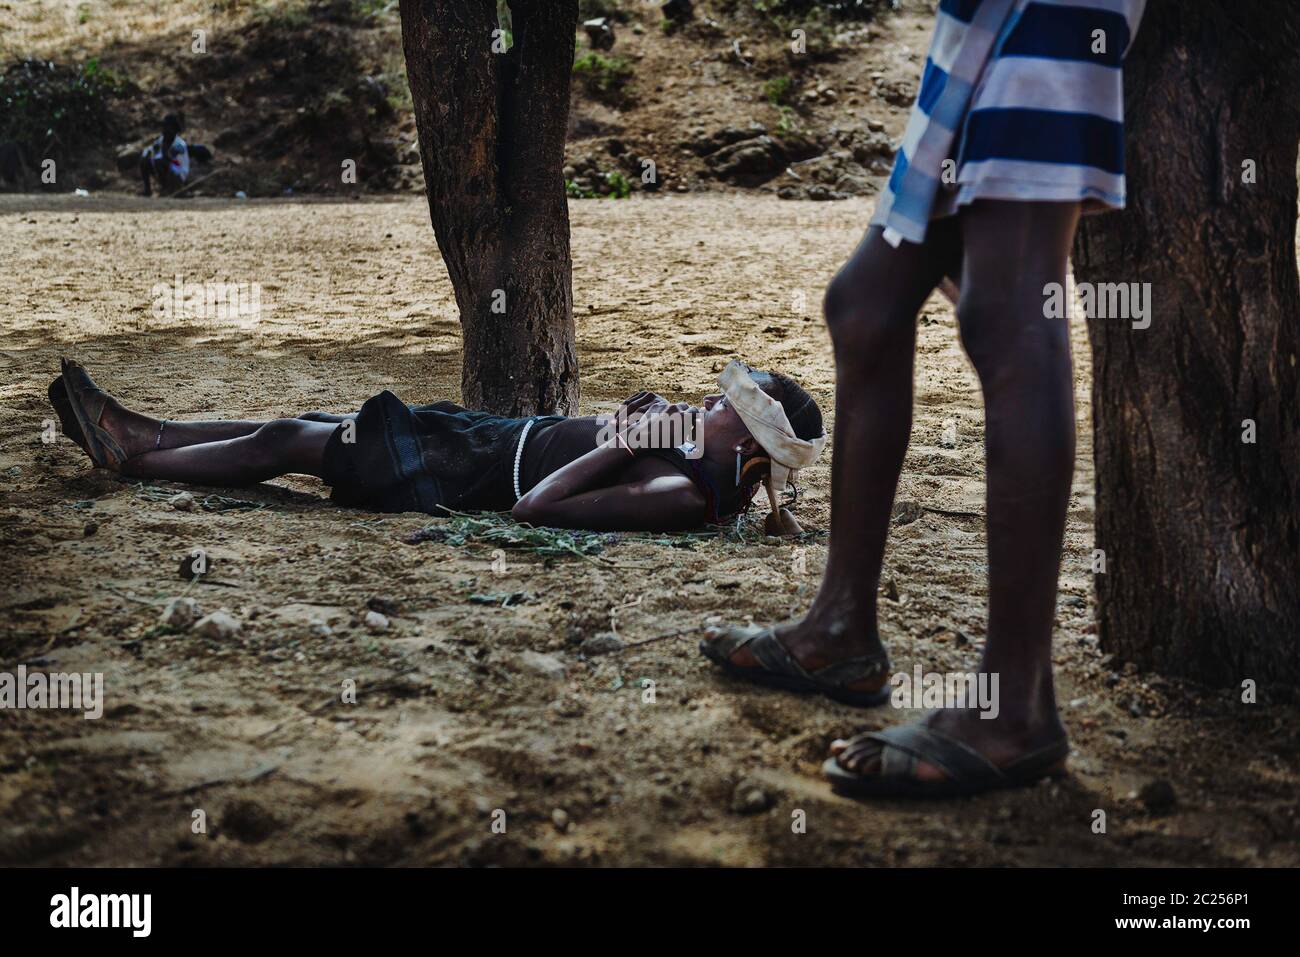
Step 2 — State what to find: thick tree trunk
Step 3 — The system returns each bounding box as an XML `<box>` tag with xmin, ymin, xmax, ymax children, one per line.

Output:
<box><xmin>1074</xmin><ymin>1</ymin><xmax>1300</xmax><ymax>690</ymax></box>
<box><xmin>400</xmin><ymin>0</ymin><xmax>580</xmax><ymax>415</ymax></box>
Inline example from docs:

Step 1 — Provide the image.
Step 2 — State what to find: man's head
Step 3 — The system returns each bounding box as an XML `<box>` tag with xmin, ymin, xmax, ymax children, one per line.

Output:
<box><xmin>161</xmin><ymin>113</ymin><xmax>184</xmax><ymax>143</ymax></box>
<box><xmin>700</xmin><ymin>366</ymin><xmax>824</xmax><ymax>467</ymax></box>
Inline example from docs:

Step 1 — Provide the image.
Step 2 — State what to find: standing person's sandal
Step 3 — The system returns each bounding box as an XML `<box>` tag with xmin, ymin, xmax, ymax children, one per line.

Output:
<box><xmin>701</xmin><ymin>623</ymin><xmax>891</xmax><ymax>707</ymax></box>
<box><xmin>823</xmin><ymin>724</ymin><xmax>1070</xmax><ymax>798</ymax></box>
<box><xmin>59</xmin><ymin>358</ymin><xmax>128</xmax><ymax>470</ymax></box>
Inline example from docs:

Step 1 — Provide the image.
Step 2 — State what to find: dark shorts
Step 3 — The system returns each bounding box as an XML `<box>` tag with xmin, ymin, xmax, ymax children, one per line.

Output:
<box><xmin>321</xmin><ymin>391</ymin><xmax>535</xmax><ymax>514</ymax></box>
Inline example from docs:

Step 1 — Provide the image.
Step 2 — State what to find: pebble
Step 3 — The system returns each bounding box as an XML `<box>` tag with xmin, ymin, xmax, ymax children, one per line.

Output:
<box><xmin>193</xmin><ymin>610</ymin><xmax>240</xmax><ymax>640</ymax></box>
<box><xmin>159</xmin><ymin>596</ymin><xmax>199</xmax><ymax>628</ymax></box>
<box><xmin>730</xmin><ymin>780</ymin><xmax>773</xmax><ymax>815</ymax></box>
<box><xmin>363</xmin><ymin>611</ymin><xmax>389</xmax><ymax>632</ymax></box>
<box><xmin>221</xmin><ymin>799</ymin><xmax>279</xmax><ymax>843</ymax></box>
<box><xmin>1139</xmin><ymin>779</ymin><xmax>1177</xmax><ymax>812</ymax></box>
<box><xmin>580</xmin><ymin>632</ymin><xmax>625</xmax><ymax>656</ymax></box>
<box><xmin>520</xmin><ymin>650</ymin><xmax>566</xmax><ymax>679</ymax></box>
<box><xmin>551</xmin><ymin>808</ymin><xmax>570</xmax><ymax>833</ymax></box>
<box><xmin>309</xmin><ymin>621</ymin><xmax>333</xmax><ymax>638</ymax></box>
<box><xmin>170</xmin><ymin>491</ymin><xmax>195</xmax><ymax>511</ymax></box>
<box><xmin>551</xmin><ymin>695</ymin><xmax>586</xmax><ymax>718</ymax></box>
<box><xmin>367</xmin><ymin>597</ymin><xmax>400</xmax><ymax>617</ymax></box>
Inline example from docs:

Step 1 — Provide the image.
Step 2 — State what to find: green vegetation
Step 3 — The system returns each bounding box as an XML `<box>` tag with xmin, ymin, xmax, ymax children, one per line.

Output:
<box><xmin>566</xmin><ymin>179</ymin><xmax>597</xmax><ymax>199</ymax></box>
<box><xmin>604</xmin><ymin>170</ymin><xmax>632</xmax><ymax>198</ymax></box>
<box><xmin>566</xmin><ymin>170</ymin><xmax>632</xmax><ymax>200</ymax></box>
<box><xmin>406</xmin><ymin>511</ymin><xmax>615</xmax><ymax>560</ymax></box>
<box><xmin>775</xmin><ymin>105</ymin><xmax>805</xmax><ymax>135</ymax></box>
<box><xmin>764</xmin><ymin>74</ymin><xmax>794</xmax><ymax>106</ymax></box>
<box><xmin>495</xmin><ymin>0</ymin><xmax>514</xmax><ymax>50</ymax></box>
<box><xmin>379</xmin><ymin>50</ymin><xmax>412</xmax><ymax>113</ymax></box>
<box><xmin>723</xmin><ymin>0</ymin><xmax>884</xmax><ymax>42</ymax></box>
<box><xmin>0</xmin><ymin>57</ymin><xmax>129</xmax><ymax>153</ymax></box>
<box><xmin>572</xmin><ymin>51</ymin><xmax>633</xmax><ymax>105</ymax></box>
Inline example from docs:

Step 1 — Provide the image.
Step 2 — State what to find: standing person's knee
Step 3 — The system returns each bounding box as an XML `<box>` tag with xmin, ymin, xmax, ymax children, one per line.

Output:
<box><xmin>955</xmin><ymin>286</ymin><xmax>1070</xmax><ymax>381</ymax></box>
<box><xmin>955</xmin><ymin>290</ymin><xmax>1010</xmax><ymax>379</ymax></box>
<box><xmin>823</xmin><ymin>267</ymin><xmax>915</xmax><ymax>361</ymax></box>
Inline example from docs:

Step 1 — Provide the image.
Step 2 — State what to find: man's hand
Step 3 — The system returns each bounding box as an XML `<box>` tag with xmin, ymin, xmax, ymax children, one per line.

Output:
<box><xmin>622</xmin><ymin>399</ymin><xmax>698</xmax><ymax>451</ymax></box>
<box><xmin>617</xmin><ymin>390</ymin><xmax>668</xmax><ymax>422</ymax></box>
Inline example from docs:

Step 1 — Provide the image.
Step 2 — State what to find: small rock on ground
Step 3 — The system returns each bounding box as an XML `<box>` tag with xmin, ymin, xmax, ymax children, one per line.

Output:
<box><xmin>159</xmin><ymin>596</ymin><xmax>199</xmax><ymax>628</ymax></box>
<box><xmin>731</xmin><ymin>779</ymin><xmax>774</xmax><ymax>815</ymax></box>
<box><xmin>520</xmin><ymin>650</ymin><xmax>566</xmax><ymax>679</ymax></box>
<box><xmin>193</xmin><ymin>610</ymin><xmax>240</xmax><ymax>640</ymax></box>
<box><xmin>580</xmin><ymin>632</ymin><xmax>625</xmax><ymax>656</ymax></box>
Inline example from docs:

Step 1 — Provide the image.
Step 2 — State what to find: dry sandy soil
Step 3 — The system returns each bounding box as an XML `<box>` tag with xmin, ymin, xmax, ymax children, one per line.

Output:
<box><xmin>1</xmin><ymin>193</ymin><xmax>1298</xmax><ymax>866</ymax></box>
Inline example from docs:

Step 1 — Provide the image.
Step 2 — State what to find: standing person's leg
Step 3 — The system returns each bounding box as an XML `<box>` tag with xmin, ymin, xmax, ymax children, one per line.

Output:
<box><xmin>702</xmin><ymin>218</ymin><xmax>960</xmax><ymax>695</ymax></box>
<box><xmin>140</xmin><ymin>155</ymin><xmax>153</xmax><ymax>196</ymax></box>
<box><xmin>829</xmin><ymin>200</ymin><xmax>1079</xmax><ymax>789</ymax></box>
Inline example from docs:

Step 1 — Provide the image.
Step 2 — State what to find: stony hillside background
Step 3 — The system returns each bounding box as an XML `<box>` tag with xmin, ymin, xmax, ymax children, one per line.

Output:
<box><xmin>0</xmin><ymin>0</ymin><xmax>934</xmax><ymax>200</ymax></box>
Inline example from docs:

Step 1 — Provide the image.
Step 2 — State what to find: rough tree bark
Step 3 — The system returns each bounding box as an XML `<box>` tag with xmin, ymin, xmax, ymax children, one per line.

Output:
<box><xmin>1073</xmin><ymin>0</ymin><xmax>1300</xmax><ymax>690</ymax></box>
<box><xmin>400</xmin><ymin>0</ymin><xmax>580</xmax><ymax>415</ymax></box>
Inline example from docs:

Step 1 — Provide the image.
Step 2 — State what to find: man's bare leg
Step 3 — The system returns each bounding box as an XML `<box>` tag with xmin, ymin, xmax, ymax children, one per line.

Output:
<box><xmin>60</xmin><ymin>378</ymin><xmax>334</xmax><ymax>486</ymax></box>
<box><xmin>703</xmin><ymin>218</ymin><xmax>961</xmax><ymax>689</ymax></box>
<box><xmin>115</xmin><ymin>418</ymin><xmax>335</xmax><ymax>485</ymax></box>
<box><xmin>832</xmin><ymin>200</ymin><xmax>1079</xmax><ymax>781</ymax></box>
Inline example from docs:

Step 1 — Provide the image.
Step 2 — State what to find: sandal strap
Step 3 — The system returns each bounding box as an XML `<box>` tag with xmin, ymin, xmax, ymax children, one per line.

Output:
<box><xmin>745</xmin><ymin>629</ymin><xmax>814</xmax><ymax>681</ymax></box>
<box><xmin>808</xmin><ymin>655</ymin><xmax>889</xmax><ymax>687</ymax></box>
<box><xmin>62</xmin><ymin>374</ymin><xmax>127</xmax><ymax>468</ymax></box>
<box><xmin>866</xmin><ymin>724</ymin><xmax>1002</xmax><ymax>783</ymax></box>
<box><xmin>709</xmin><ymin>624</ymin><xmax>887</xmax><ymax>690</ymax></box>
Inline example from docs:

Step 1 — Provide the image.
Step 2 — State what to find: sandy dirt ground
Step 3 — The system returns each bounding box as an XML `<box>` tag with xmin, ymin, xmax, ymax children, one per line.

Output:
<box><xmin>1</xmin><ymin>193</ymin><xmax>1297</xmax><ymax>866</ymax></box>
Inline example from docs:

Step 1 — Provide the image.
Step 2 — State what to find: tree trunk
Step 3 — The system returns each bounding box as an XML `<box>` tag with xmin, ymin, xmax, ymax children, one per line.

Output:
<box><xmin>400</xmin><ymin>0</ymin><xmax>580</xmax><ymax>415</ymax></box>
<box><xmin>1074</xmin><ymin>0</ymin><xmax>1300</xmax><ymax>690</ymax></box>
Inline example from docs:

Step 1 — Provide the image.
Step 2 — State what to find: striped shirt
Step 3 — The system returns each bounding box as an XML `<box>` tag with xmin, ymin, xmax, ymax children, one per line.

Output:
<box><xmin>871</xmin><ymin>0</ymin><xmax>1147</xmax><ymax>246</ymax></box>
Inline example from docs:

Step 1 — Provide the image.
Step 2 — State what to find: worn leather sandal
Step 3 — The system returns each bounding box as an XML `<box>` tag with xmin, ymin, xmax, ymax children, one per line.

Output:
<box><xmin>60</xmin><ymin>358</ymin><xmax>128</xmax><ymax>470</ymax></box>
<box><xmin>823</xmin><ymin>723</ymin><xmax>1070</xmax><ymax>798</ymax></box>
<box><xmin>47</xmin><ymin>376</ymin><xmax>90</xmax><ymax>457</ymax></box>
<box><xmin>701</xmin><ymin>623</ymin><xmax>892</xmax><ymax>707</ymax></box>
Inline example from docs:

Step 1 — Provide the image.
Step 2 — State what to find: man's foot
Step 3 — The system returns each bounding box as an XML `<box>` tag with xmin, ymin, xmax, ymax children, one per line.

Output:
<box><xmin>826</xmin><ymin>703</ymin><xmax>1069</xmax><ymax>795</ymax></box>
<box><xmin>58</xmin><ymin>360</ymin><xmax>161</xmax><ymax>467</ymax></box>
<box><xmin>700</xmin><ymin>613</ymin><xmax>891</xmax><ymax>705</ymax></box>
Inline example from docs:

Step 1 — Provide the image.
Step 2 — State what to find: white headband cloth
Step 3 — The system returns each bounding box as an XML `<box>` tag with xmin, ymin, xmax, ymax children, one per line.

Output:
<box><xmin>717</xmin><ymin>360</ymin><xmax>827</xmax><ymax>521</ymax></box>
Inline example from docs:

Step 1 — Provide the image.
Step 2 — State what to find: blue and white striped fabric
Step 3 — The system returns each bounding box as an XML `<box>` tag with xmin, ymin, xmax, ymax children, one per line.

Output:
<box><xmin>870</xmin><ymin>0</ymin><xmax>1147</xmax><ymax>246</ymax></box>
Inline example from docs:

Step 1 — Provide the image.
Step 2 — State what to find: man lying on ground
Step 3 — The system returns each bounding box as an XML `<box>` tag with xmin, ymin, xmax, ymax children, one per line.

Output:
<box><xmin>49</xmin><ymin>358</ymin><xmax>825</xmax><ymax>535</ymax></box>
